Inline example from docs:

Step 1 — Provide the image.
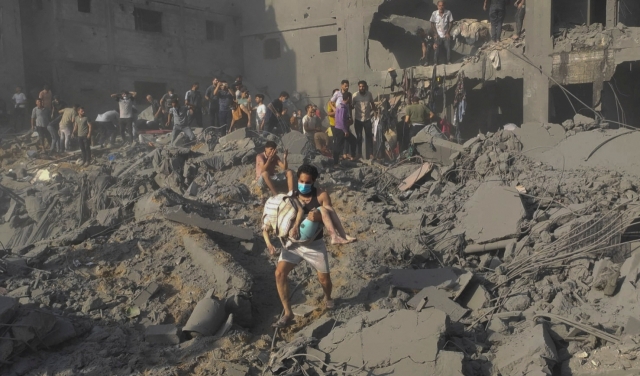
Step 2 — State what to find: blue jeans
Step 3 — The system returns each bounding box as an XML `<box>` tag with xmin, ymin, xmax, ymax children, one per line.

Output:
<box><xmin>47</xmin><ymin>125</ymin><xmax>60</xmax><ymax>152</ymax></box>
<box><xmin>218</xmin><ymin>110</ymin><xmax>232</xmax><ymax>134</ymax></box>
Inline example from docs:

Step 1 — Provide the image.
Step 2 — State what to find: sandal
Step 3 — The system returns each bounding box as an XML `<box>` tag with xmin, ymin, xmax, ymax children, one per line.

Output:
<box><xmin>272</xmin><ymin>315</ymin><xmax>294</xmax><ymax>328</ymax></box>
<box><xmin>325</xmin><ymin>299</ymin><xmax>335</xmax><ymax>309</ymax></box>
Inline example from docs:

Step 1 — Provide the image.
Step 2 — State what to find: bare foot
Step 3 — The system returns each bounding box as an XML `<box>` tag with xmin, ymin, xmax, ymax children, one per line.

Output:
<box><xmin>346</xmin><ymin>235</ymin><xmax>357</xmax><ymax>243</ymax></box>
<box><xmin>331</xmin><ymin>236</ymin><xmax>350</xmax><ymax>245</ymax></box>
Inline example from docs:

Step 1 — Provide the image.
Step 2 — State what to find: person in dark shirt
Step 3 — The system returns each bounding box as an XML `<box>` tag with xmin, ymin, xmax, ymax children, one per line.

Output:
<box><xmin>204</xmin><ymin>78</ymin><xmax>219</xmax><ymax>127</ymax></box>
<box><xmin>265</xmin><ymin>91</ymin><xmax>289</xmax><ymax>134</ymax></box>
<box><xmin>213</xmin><ymin>80</ymin><xmax>236</xmax><ymax>135</ymax></box>
<box><xmin>484</xmin><ymin>0</ymin><xmax>510</xmax><ymax>42</ymax></box>
<box><xmin>185</xmin><ymin>82</ymin><xmax>203</xmax><ymax>128</ymax></box>
<box><xmin>417</xmin><ymin>28</ymin><xmax>436</xmax><ymax>66</ymax></box>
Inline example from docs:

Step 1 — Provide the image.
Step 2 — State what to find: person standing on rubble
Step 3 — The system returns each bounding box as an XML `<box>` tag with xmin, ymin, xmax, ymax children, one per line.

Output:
<box><xmin>265</xmin><ymin>92</ymin><xmax>290</xmax><ymax>135</ymax></box>
<box><xmin>417</xmin><ymin>28</ymin><xmax>436</xmax><ymax>66</ymax></box>
<box><xmin>213</xmin><ymin>80</ymin><xmax>236</xmax><ymax>134</ymax></box>
<box><xmin>430</xmin><ymin>1</ymin><xmax>454</xmax><ymax>65</ymax></box>
<box><xmin>256</xmin><ymin>140</ymin><xmax>294</xmax><ymax>195</ymax></box>
<box><xmin>39</xmin><ymin>85</ymin><xmax>53</xmax><ymax>112</ymax></box>
<box><xmin>333</xmin><ymin>92</ymin><xmax>357</xmax><ymax>163</ymax></box>
<box><xmin>111</xmin><ymin>90</ymin><xmax>137</xmax><ymax>144</ymax></box>
<box><xmin>269</xmin><ymin>165</ymin><xmax>337</xmax><ymax>328</ymax></box>
<box><xmin>185</xmin><ymin>82</ymin><xmax>203</xmax><ymax>128</ymax></box>
<box><xmin>167</xmin><ymin>98</ymin><xmax>195</xmax><ymax>146</ymax></box>
<box><xmin>404</xmin><ymin>96</ymin><xmax>435</xmax><ymax>138</ymax></box>
<box><xmin>58</xmin><ymin>104</ymin><xmax>79</xmax><ymax>153</ymax></box>
<box><xmin>353</xmin><ymin>81</ymin><xmax>377</xmax><ymax>160</ymax></box>
<box><xmin>302</xmin><ymin>104</ymin><xmax>330</xmax><ymax>155</ymax></box>
<box><xmin>160</xmin><ymin>88</ymin><xmax>178</xmax><ymax>126</ymax></box>
<box><xmin>72</xmin><ymin>107</ymin><xmax>92</xmax><ymax>166</ymax></box>
<box><xmin>95</xmin><ymin>110</ymin><xmax>120</xmax><ymax>148</ymax></box>
<box><xmin>31</xmin><ymin>98</ymin><xmax>51</xmax><ymax>151</ymax></box>
<box><xmin>255</xmin><ymin>94</ymin><xmax>267</xmax><ymax>131</ymax></box>
<box><xmin>204</xmin><ymin>78</ymin><xmax>220</xmax><ymax>128</ymax></box>
<box><xmin>11</xmin><ymin>86</ymin><xmax>28</xmax><ymax>131</ymax></box>
<box><xmin>484</xmin><ymin>0</ymin><xmax>509</xmax><ymax>43</ymax></box>
<box><xmin>513</xmin><ymin>0</ymin><xmax>525</xmax><ymax>40</ymax></box>
<box><xmin>47</xmin><ymin>114</ymin><xmax>61</xmax><ymax>154</ymax></box>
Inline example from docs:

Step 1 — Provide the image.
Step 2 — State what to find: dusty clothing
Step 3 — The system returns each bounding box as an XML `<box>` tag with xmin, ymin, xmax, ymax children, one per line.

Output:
<box><xmin>185</xmin><ymin>90</ymin><xmax>202</xmax><ymax>108</ymax></box>
<box><xmin>161</xmin><ymin>93</ymin><xmax>178</xmax><ymax>113</ymax></box>
<box><xmin>78</xmin><ymin>137</ymin><xmax>91</xmax><ymax>164</ymax></box>
<box><xmin>170</xmin><ymin>106</ymin><xmax>190</xmax><ymax>127</ymax></box>
<box><xmin>489</xmin><ymin>0</ymin><xmax>509</xmax><ymax>9</ymax></box>
<box><xmin>75</xmin><ymin>116</ymin><xmax>90</xmax><ymax>137</ymax></box>
<box><xmin>32</xmin><ymin>107</ymin><xmax>50</xmax><ymax>128</ymax></box>
<box><xmin>255</xmin><ymin>152</ymin><xmax>281</xmax><ymax>180</ymax></box>
<box><xmin>430</xmin><ymin>10</ymin><xmax>453</xmax><ymax>38</ymax></box>
<box><xmin>256</xmin><ymin>104</ymin><xmax>266</xmax><ymax>127</ymax></box>
<box><xmin>405</xmin><ymin>103</ymin><xmax>431</xmax><ymax>125</ymax></box>
<box><xmin>60</xmin><ymin>108</ymin><xmax>76</xmax><ymax>128</ymax></box>
<box><xmin>353</xmin><ymin>91</ymin><xmax>374</xmax><ymax>122</ymax></box>
<box><xmin>12</xmin><ymin>93</ymin><xmax>27</xmax><ymax>108</ymax></box>
<box><xmin>279</xmin><ymin>239</ymin><xmax>330</xmax><ymax>273</ymax></box>
<box><xmin>116</xmin><ymin>96</ymin><xmax>134</xmax><ymax>119</ymax></box>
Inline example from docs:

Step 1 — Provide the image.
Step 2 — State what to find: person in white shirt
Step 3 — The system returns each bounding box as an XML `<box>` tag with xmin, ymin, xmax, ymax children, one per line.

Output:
<box><xmin>11</xmin><ymin>86</ymin><xmax>28</xmax><ymax>130</ymax></box>
<box><xmin>430</xmin><ymin>1</ymin><xmax>454</xmax><ymax>65</ymax></box>
<box><xmin>95</xmin><ymin>110</ymin><xmax>120</xmax><ymax>147</ymax></box>
<box><xmin>302</xmin><ymin>104</ymin><xmax>330</xmax><ymax>154</ymax></box>
<box><xmin>255</xmin><ymin>94</ymin><xmax>267</xmax><ymax>131</ymax></box>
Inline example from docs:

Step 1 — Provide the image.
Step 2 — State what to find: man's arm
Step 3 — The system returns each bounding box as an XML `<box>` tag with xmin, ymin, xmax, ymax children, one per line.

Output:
<box><xmin>431</xmin><ymin>22</ymin><xmax>437</xmax><ymax>36</ymax></box>
<box><xmin>484</xmin><ymin>0</ymin><xmax>488</xmax><ymax>11</ymax></box>
<box><xmin>59</xmin><ymin>109</ymin><xmax>65</xmax><ymax>114</ymax></box>
<box><xmin>167</xmin><ymin>112</ymin><xmax>172</xmax><ymax>127</ymax></box>
<box><xmin>263</xmin><ymin>228</ymin><xmax>277</xmax><ymax>255</ymax></box>
<box><xmin>213</xmin><ymin>84</ymin><xmax>220</xmax><ymax>96</ymax></box>
<box><xmin>110</xmin><ymin>94</ymin><xmax>119</xmax><ymax>98</ymax></box>
<box><xmin>31</xmin><ymin>109</ymin><xmax>36</xmax><ymax>130</ymax></box>
<box><xmin>277</xmin><ymin>151</ymin><xmax>288</xmax><ymax>171</ymax></box>
<box><xmin>87</xmin><ymin>122</ymin><xmax>92</xmax><ymax>138</ymax></box>
<box><xmin>154</xmin><ymin>102</ymin><xmax>162</xmax><ymax>118</ymax></box>
<box><xmin>130</xmin><ymin>91</ymin><xmax>137</xmax><ymax>98</ymax></box>
<box><xmin>204</xmin><ymin>87</ymin><xmax>211</xmax><ymax>101</ymax></box>
<box><xmin>72</xmin><ymin>121</ymin><xmax>78</xmax><ymax>135</ymax></box>
<box><xmin>447</xmin><ymin>13</ymin><xmax>453</xmax><ymax>35</ymax></box>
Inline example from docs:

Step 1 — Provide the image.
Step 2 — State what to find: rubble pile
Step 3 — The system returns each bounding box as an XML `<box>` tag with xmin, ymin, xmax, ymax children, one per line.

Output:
<box><xmin>1</xmin><ymin>123</ymin><xmax>640</xmax><ymax>375</ymax></box>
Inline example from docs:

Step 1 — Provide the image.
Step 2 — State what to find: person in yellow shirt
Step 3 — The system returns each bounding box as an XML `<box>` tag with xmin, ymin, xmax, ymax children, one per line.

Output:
<box><xmin>326</xmin><ymin>89</ymin><xmax>338</xmax><ymax>145</ymax></box>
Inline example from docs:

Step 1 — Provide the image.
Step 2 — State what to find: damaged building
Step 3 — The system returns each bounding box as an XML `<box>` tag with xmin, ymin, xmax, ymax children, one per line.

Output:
<box><xmin>3</xmin><ymin>1</ymin><xmax>640</xmax><ymax>376</ymax></box>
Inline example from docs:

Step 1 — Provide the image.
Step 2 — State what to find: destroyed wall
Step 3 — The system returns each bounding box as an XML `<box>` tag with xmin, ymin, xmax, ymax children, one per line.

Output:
<box><xmin>18</xmin><ymin>0</ymin><xmax>243</xmax><ymax>115</ymax></box>
<box><xmin>0</xmin><ymin>0</ymin><xmax>26</xmax><ymax>109</ymax></box>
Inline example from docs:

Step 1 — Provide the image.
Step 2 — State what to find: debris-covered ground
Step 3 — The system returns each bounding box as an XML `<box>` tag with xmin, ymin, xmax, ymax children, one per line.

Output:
<box><xmin>3</xmin><ymin>113</ymin><xmax>640</xmax><ymax>376</ymax></box>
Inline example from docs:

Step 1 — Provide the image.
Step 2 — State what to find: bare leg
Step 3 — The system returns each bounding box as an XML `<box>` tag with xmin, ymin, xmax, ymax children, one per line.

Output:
<box><xmin>324</xmin><ymin>206</ymin><xmax>356</xmax><ymax>242</ymax></box>
<box><xmin>275</xmin><ymin>261</ymin><xmax>296</xmax><ymax>320</ymax></box>
<box><xmin>317</xmin><ymin>272</ymin><xmax>332</xmax><ymax>302</ymax></box>
<box><xmin>261</xmin><ymin>171</ymin><xmax>278</xmax><ymax>195</ymax></box>
<box><xmin>319</xmin><ymin>208</ymin><xmax>349</xmax><ymax>245</ymax></box>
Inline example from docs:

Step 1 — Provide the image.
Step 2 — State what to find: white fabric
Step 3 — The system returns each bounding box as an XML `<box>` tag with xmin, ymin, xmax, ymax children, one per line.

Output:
<box><xmin>302</xmin><ymin>115</ymin><xmax>320</xmax><ymax>134</ymax></box>
<box><xmin>12</xmin><ymin>93</ymin><xmax>27</xmax><ymax>108</ymax></box>
<box><xmin>256</xmin><ymin>104</ymin><xmax>266</xmax><ymax>123</ymax></box>
<box><xmin>96</xmin><ymin>110</ymin><xmax>119</xmax><ymax>125</ymax></box>
<box><xmin>331</xmin><ymin>90</ymin><xmax>344</xmax><ymax>109</ymax></box>
<box><xmin>430</xmin><ymin>10</ymin><xmax>453</xmax><ymax>38</ymax></box>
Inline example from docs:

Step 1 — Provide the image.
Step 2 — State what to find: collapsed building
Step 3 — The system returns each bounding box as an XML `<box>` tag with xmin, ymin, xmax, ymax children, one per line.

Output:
<box><xmin>2</xmin><ymin>0</ymin><xmax>640</xmax><ymax>376</ymax></box>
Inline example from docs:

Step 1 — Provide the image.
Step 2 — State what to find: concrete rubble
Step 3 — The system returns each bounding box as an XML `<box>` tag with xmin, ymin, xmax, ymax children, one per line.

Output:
<box><xmin>1</xmin><ymin>33</ymin><xmax>640</xmax><ymax>376</ymax></box>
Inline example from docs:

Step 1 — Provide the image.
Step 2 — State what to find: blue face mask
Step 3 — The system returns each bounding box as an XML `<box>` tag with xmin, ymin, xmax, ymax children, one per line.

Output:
<box><xmin>298</xmin><ymin>183</ymin><xmax>313</xmax><ymax>194</ymax></box>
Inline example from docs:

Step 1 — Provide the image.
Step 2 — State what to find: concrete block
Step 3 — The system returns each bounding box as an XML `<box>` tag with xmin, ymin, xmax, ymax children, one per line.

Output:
<box><xmin>459</xmin><ymin>180</ymin><xmax>524</xmax><ymax>244</ymax></box>
<box><xmin>296</xmin><ymin>317</ymin><xmax>336</xmax><ymax>340</ymax></box>
<box><xmin>0</xmin><ymin>296</ymin><xmax>18</xmax><ymax>325</ymax></box>
<box><xmin>186</xmin><ymin>182</ymin><xmax>199</xmax><ymax>197</ymax></box>
<box><xmin>219</xmin><ymin>128</ymin><xmax>248</xmax><ymax>144</ymax></box>
<box><xmin>133</xmin><ymin>282</ymin><xmax>160</xmax><ymax>308</ymax></box>
<box><xmin>145</xmin><ymin>324</ymin><xmax>181</xmax><ymax>345</ymax></box>
<box><xmin>306</xmin><ymin>346</ymin><xmax>327</xmax><ymax>372</ymax></box>
<box><xmin>223</xmin><ymin>363</ymin><xmax>249</xmax><ymax>376</ymax></box>
<box><xmin>413</xmin><ymin>132</ymin><xmax>465</xmax><ymax>166</ymax></box>
<box><xmin>389</xmin><ymin>267</ymin><xmax>458</xmax><ymax>290</ymax></box>
<box><xmin>8</xmin><ymin>285</ymin><xmax>30</xmax><ymax>298</ymax></box>
<box><xmin>215</xmin><ymin>313</ymin><xmax>234</xmax><ymax>337</ymax></box>
<box><xmin>458</xmin><ymin>283</ymin><xmax>490</xmax><ymax>311</ymax></box>
<box><xmin>165</xmin><ymin>205</ymin><xmax>253</xmax><ymax>241</ymax></box>
<box><xmin>182</xmin><ymin>233</ymin><xmax>253</xmax><ymax>296</ymax></box>
<box><xmin>407</xmin><ymin>287</ymin><xmax>469</xmax><ymax>321</ymax></box>
<box><xmin>292</xmin><ymin>304</ymin><xmax>316</xmax><ymax>318</ymax></box>
<box><xmin>385</xmin><ymin>212</ymin><xmax>424</xmax><ymax>230</ymax></box>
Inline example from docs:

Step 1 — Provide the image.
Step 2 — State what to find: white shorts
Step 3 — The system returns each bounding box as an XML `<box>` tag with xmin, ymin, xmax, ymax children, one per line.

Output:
<box><xmin>278</xmin><ymin>239</ymin><xmax>330</xmax><ymax>274</ymax></box>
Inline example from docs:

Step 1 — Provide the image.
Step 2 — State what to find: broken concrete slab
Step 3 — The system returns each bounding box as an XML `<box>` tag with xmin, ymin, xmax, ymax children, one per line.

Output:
<box><xmin>305</xmin><ymin>346</ymin><xmax>327</xmax><ymax>372</ymax></box>
<box><xmin>281</xmin><ymin>130</ymin><xmax>311</xmax><ymax>155</ymax></box>
<box><xmin>513</xmin><ymin>122</ymin><xmax>566</xmax><ymax>155</ymax></box>
<box><xmin>12</xmin><ymin>310</ymin><xmax>57</xmax><ymax>344</ymax></box>
<box><xmin>218</xmin><ymin>128</ymin><xmax>248</xmax><ymax>145</ymax></box>
<box><xmin>134</xmin><ymin>187</ymin><xmax>223</xmax><ymax>222</ymax></box>
<box><xmin>296</xmin><ymin>317</ymin><xmax>336</xmax><ymax>340</ymax></box>
<box><xmin>145</xmin><ymin>324</ymin><xmax>181</xmax><ymax>345</ymax></box>
<box><xmin>319</xmin><ymin>308</ymin><xmax>448</xmax><ymax>373</ymax></box>
<box><xmin>4</xmin><ymin>199</ymin><xmax>17</xmax><ymax>222</ymax></box>
<box><xmin>223</xmin><ymin>363</ymin><xmax>249</xmax><ymax>376</ymax></box>
<box><xmin>182</xmin><ymin>233</ymin><xmax>253</xmax><ymax>296</ymax></box>
<box><xmin>133</xmin><ymin>282</ymin><xmax>160</xmax><ymax>308</ymax></box>
<box><xmin>224</xmin><ymin>295</ymin><xmax>253</xmax><ymax>327</ymax></box>
<box><xmin>165</xmin><ymin>205</ymin><xmax>253</xmax><ymax>241</ymax></box>
<box><xmin>389</xmin><ymin>267</ymin><xmax>458</xmax><ymax>290</ymax></box>
<box><xmin>398</xmin><ymin>162</ymin><xmax>433</xmax><ymax>191</ymax></box>
<box><xmin>96</xmin><ymin>207</ymin><xmax>121</xmax><ymax>227</ymax></box>
<box><xmin>494</xmin><ymin>323</ymin><xmax>558</xmax><ymax>375</ymax></box>
<box><xmin>458</xmin><ymin>283</ymin><xmax>490</xmax><ymax>311</ymax></box>
<box><xmin>385</xmin><ymin>212</ymin><xmax>424</xmax><ymax>230</ymax></box>
<box><xmin>412</xmin><ymin>131</ymin><xmax>465</xmax><ymax>166</ymax></box>
<box><xmin>42</xmin><ymin>318</ymin><xmax>77</xmax><ymax>347</ymax></box>
<box><xmin>458</xmin><ymin>180</ymin><xmax>524</xmax><ymax>244</ymax></box>
<box><xmin>292</xmin><ymin>304</ymin><xmax>316</xmax><ymax>318</ymax></box>
<box><xmin>407</xmin><ymin>287</ymin><xmax>469</xmax><ymax>321</ymax></box>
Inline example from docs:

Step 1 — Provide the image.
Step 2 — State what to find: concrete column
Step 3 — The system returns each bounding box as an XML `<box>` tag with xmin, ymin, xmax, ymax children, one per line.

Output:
<box><xmin>606</xmin><ymin>0</ymin><xmax>617</xmax><ymax>28</ymax></box>
<box><xmin>522</xmin><ymin>0</ymin><xmax>553</xmax><ymax>124</ymax></box>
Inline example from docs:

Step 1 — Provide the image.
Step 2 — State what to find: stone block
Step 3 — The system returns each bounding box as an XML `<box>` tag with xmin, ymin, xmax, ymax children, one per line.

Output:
<box><xmin>494</xmin><ymin>323</ymin><xmax>558</xmax><ymax>375</ymax></box>
<box><xmin>96</xmin><ymin>207</ymin><xmax>121</xmax><ymax>227</ymax></box>
<box><xmin>165</xmin><ymin>205</ymin><xmax>254</xmax><ymax>241</ymax></box>
<box><xmin>145</xmin><ymin>324</ymin><xmax>181</xmax><ymax>345</ymax></box>
<box><xmin>385</xmin><ymin>212</ymin><xmax>424</xmax><ymax>230</ymax></box>
<box><xmin>389</xmin><ymin>267</ymin><xmax>458</xmax><ymax>290</ymax></box>
<box><xmin>281</xmin><ymin>131</ymin><xmax>311</xmax><ymax>155</ymax></box>
<box><xmin>407</xmin><ymin>287</ymin><xmax>469</xmax><ymax>321</ymax></box>
<box><xmin>296</xmin><ymin>317</ymin><xmax>336</xmax><ymax>340</ymax></box>
<box><xmin>0</xmin><ymin>296</ymin><xmax>18</xmax><ymax>325</ymax></box>
<box><xmin>413</xmin><ymin>132</ymin><xmax>465</xmax><ymax>166</ymax></box>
